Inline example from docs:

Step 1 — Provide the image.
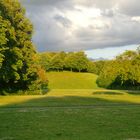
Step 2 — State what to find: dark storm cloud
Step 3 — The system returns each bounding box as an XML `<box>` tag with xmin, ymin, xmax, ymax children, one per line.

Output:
<box><xmin>20</xmin><ymin>0</ymin><xmax>140</xmax><ymax>51</ymax></box>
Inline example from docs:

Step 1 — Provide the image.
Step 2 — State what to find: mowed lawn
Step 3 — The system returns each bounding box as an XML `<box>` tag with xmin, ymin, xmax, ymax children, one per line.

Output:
<box><xmin>46</xmin><ymin>71</ymin><xmax>100</xmax><ymax>89</ymax></box>
<box><xmin>0</xmin><ymin>89</ymin><xmax>140</xmax><ymax>140</ymax></box>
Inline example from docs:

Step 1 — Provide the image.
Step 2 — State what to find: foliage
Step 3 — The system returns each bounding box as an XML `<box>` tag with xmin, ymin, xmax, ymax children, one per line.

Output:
<box><xmin>39</xmin><ymin>51</ymin><xmax>90</xmax><ymax>72</ymax></box>
<box><xmin>0</xmin><ymin>0</ymin><xmax>48</xmax><ymax>94</ymax></box>
<box><xmin>87</xmin><ymin>61</ymin><xmax>96</xmax><ymax>73</ymax></box>
<box><xmin>87</xmin><ymin>60</ymin><xmax>106</xmax><ymax>75</ymax></box>
<box><xmin>64</xmin><ymin>52</ymin><xmax>77</xmax><ymax>71</ymax></box>
<box><xmin>97</xmin><ymin>49</ymin><xmax>140</xmax><ymax>89</ymax></box>
<box><xmin>38</xmin><ymin>53</ymin><xmax>52</xmax><ymax>71</ymax></box>
<box><xmin>50</xmin><ymin>53</ymin><xmax>65</xmax><ymax>71</ymax></box>
<box><xmin>74</xmin><ymin>52</ymin><xmax>89</xmax><ymax>72</ymax></box>
<box><xmin>64</xmin><ymin>52</ymin><xmax>89</xmax><ymax>72</ymax></box>
<box><xmin>97</xmin><ymin>60</ymin><xmax>120</xmax><ymax>88</ymax></box>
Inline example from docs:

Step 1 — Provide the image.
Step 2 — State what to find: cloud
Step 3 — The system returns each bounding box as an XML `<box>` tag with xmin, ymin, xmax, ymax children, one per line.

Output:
<box><xmin>118</xmin><ymin>0</ymin><xmax>140</xmax><ymax>16</ymax></box>
<box><xmin>54</xmin><ymin>15</ymin><xmax>72</xmax><ymax>28</ymax></box>
<box><xmin>20</xmin><ymin>0</ymin><xmax>140</xmax><ymax>51</ymax></box>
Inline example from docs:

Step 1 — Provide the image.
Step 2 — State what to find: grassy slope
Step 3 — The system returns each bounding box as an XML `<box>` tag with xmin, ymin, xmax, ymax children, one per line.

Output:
<box><xmin>0</xmin><ymin>90</ymin><xmax>140</xmax><ymax>140</ymax></box>
<box><xmin>46</xmin><ymin>71</ymin><xmax>100</xmax><ymax>89</ymax></box>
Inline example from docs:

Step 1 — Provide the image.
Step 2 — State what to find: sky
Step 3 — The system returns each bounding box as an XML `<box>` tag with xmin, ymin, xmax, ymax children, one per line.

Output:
<box><xmin>20</xmin><ymin>0</ymin><xmax>140</xmax><ymax>59</ymax></box>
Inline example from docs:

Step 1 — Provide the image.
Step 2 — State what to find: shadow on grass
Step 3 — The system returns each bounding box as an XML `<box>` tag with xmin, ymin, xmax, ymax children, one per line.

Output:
<box><xmin>0</xmin><ymin>94</ymin><xmax>140</xmax><ymax>109</ymax></box>
<box><xmin>92</xmin><ymin>91</ymin><xmax>124</xmax><ymax>95</ymax></box>
<box><xmin>125</xmin><ymin>90</ymin><xmax>140</xmax><ymax>95</ymax></box>
<box><xmin>0</xmin><ymin>94</ymin><xmax>140</xmax><ymax>140</ymax></box>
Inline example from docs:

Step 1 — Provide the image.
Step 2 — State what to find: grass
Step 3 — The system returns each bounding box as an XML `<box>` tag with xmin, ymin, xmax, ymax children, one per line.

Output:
<box><xmin>46</xmin><ymin>71</ymin><xmax>100</xmax><ymax>89</ymax></box>
<box><xmin>0</xmin><ymin>72</ymin><xmax>140</xmax><ymax>140</ymax></box>
<box><xmin>0</xmin><ymin>89</ymin><xmax>140</xmax><ymax>140</ymax></box>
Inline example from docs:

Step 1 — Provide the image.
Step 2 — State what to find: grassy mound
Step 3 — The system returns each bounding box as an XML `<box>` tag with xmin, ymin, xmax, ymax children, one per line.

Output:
<box><xmin>46</xmin><ymin>71</ymin><xmax>100</xmax><ymax>89</ymax></box>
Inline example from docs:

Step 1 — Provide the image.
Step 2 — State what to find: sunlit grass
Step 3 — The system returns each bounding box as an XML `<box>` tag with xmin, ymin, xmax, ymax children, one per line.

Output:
<box><xmin>46</xmin><ymin>71</ymin><xmax>100</xmax><ymax>89</ymax></box>
<box><xmin>0</xmin><ymin>95</ymin><xmax>43</xmax><ymax>106</ymax></box>
<box><xmin>0</xmin><ymin>89</ymin><xmax>140</xmax><ymax>107</ymax></box>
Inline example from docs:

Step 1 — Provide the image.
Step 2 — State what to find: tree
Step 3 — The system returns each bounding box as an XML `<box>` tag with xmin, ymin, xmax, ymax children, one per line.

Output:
<box><xmin>97</xmin><ymin>60</ymin><xmax>119</xmax><ymax>88</ymax></box>
<box><xmin>116</xmin><ymin>50</ymin><xmax>137</xmax><ymax>60</ymax></box>
<box><xmin>50</xmin><ymin>53</ymin><xmax>65</xmax><ymax>71</ymax></box>
<box><xmin>0</xmin><ymin>0</ymin><xmax>45</xmax><ymax>92</ymax></box>
<box><xmin>74</xmin><ymin>52</ymin><xmax>89</xmax><ymax>72</ymax></box>
<box><xmin>94</xmin><ymin>60</ymin><xmax>106</xmax><ymax>75</ymax></box>
<box><xmin>97</xmin><ymin>49</ymin><xmax>140</xmax><ymax>89</ymax></box>
<box><xmin>59</xmin><ymin>51</ymin><xmax>67</xmax><ymax>60</ymax></box>
<box><xmin>0</xmin><ymin>16</ymin><xmax>8</xmax><ymax>69</ymax></box>
<box><xmin>64</xmin><ymin>52</ymin><xmax>76</xmax><ymax>71</ymax></box>
<box><xmin>39</xmin><ymin>53</ymin><xmax>52</xmax><ymax>71</ymax></box>
<box><xmin>87</xmin><ymin>61</ymin><xmax>96</xmax><ymax>73</ymax></box>
<box><xmin>64</xmin><ymin>52</ymin><xmax>89</xmax><ymax>72</ymax></box>
<box><xmin>0</xmin><ymin>53</ymin><xmax>4</xmax><ymax>68</ymax></box>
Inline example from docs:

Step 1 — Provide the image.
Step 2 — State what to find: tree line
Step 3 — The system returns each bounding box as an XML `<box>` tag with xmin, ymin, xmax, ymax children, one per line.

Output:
<box><xmin>38</xmin><ymin>51</ymin><xmax>104</xmax><ymax>74</ymax></box>
<box><xmin>38</xmin><ymin>48</ymin><xmax>140</xmax><ymax>90</ymax></box>
<box><xmin>39</xmin><ymin>51</ymin><xmax>87</xmax><ymax>72</ymax></box>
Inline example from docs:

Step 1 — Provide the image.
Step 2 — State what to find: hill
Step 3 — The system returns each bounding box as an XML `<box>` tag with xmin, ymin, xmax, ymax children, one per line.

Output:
<box><xmin>46</xmin><ymin>71</ymin><xmax>100</xmax><ymax>89</ymax></box>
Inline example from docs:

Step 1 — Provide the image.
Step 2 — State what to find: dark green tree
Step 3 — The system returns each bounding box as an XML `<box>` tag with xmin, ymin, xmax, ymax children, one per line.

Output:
<box><xmin>0</xmin><ymin>0</ymin><xmax>44</xmax><ymax>92</ymax></box>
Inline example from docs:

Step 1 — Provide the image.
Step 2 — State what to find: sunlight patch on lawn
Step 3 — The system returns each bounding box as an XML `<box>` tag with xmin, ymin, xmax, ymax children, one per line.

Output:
<box><xmin>0</xmin><ymin>89</ymin><xmax>140</xmax><ymax>106</ymax></box>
